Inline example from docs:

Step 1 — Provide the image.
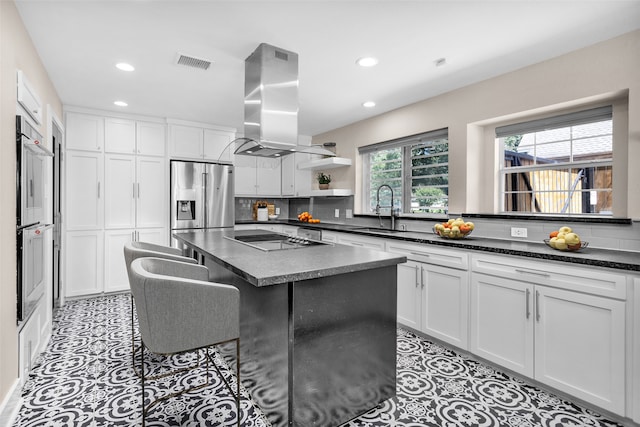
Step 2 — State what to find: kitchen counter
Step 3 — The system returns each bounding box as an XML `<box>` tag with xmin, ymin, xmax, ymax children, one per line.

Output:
<box><xmin>174</xmin><ymin>228</ymin><xmax>404</xmax><ymax>427</ymax></box>
<box><xmin>240</xmin><ymin>220</ymin><xmax>640</xmax><ymax>272</ymax></box>
<box><xmin>173</xmin><ymin>228</ymin><xmax>405</xmax><ymax>286</ymax></box>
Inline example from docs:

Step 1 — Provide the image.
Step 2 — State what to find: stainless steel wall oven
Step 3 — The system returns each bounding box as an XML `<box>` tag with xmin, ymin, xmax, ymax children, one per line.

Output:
<box><xmin>16</xmin><ymin>116</ymin><xmax>53</xmax><ymax>323</ymax></box>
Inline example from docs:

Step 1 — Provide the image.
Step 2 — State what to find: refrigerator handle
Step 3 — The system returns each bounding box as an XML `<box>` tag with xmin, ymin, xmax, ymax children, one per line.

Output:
<box><xmin>202</xmin><ymin>172</ymin><xmax>208</xmax><ymax>227</ymax></box>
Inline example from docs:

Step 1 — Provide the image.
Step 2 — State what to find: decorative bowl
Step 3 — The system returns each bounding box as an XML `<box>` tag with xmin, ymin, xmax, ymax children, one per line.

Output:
<box><xmin>433</xmin><ymin>226</ymin><xmax>473</xmax><ymax>239</ymax></box>
<box><xmin>544</xmin><ymin>239</ymin><xmax>589</xmax><ymax>252</ymax></box>
<box><xmin>268</xmin><ymin>214</ymin><xmax>279</xmax><ymax>220</ymax></box>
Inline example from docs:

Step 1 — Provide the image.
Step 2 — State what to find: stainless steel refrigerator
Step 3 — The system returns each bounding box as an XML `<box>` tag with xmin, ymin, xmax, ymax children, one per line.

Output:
<box><xmin>170</xmin><ymin>160</ymin><xmax>234</xmax><ymax>247</ymax></box>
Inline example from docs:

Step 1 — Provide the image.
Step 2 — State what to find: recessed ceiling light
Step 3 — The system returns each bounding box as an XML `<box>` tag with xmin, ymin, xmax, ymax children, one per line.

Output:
<box><xmin>116</xmin><ymin>62</ymin><xmax>135</xmax><ymax>72</ymax></box>
<box><xmin>362</xmin><ymin>101</ymin><xmax>376</xmax><ymax>108</ymax></box>
<box><xmin>356</xmin><ymin>57</ymin><xmax>378</xmax><ymax>67</ymax></box>
<box><xmin>114</xmin><ymin>101</ymin><xmax>128</xmax><ymax>107</ymax></box>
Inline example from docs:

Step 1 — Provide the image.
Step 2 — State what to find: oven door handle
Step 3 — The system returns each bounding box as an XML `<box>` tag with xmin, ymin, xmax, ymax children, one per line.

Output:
<box><xmin>17</xmin><ymin>221</ymin><xmax>40</xmax><ymax>232</ymax></box>
<box><xmin>25</xmin><ymin>223</ymin><xmax>53</xmax><ymax>234</ymax></box>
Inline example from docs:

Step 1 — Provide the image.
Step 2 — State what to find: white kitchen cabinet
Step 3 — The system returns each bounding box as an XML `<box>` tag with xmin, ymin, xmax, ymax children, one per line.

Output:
<box><xmin>235</xmin><ymin>155</ymin><xmax>282</xmax><ymax>196</ymax></box>
<box><xmin>282</xmin><ymin>152</ymin><xmax>312</xmax><ymax>197</ymax></box>
<box><xmin>105</xmin><ymin>117</ymin><xmax>136</xmax><ymax>154</ymax></box>
<box><xmin>104</xmin><ymin>154</ymin><xmax>136</xmax><ymax>229</ymax></box>
<box><xmin>234</xmin><ymin>155</ymin><xmax>258</xmax><ymax>195</ymax></box>
<box><xmin>104</xmin><ymin>155</ymin><xmax>166</xmax><ymax>230</ymax></box>
<box><xmin>470</xmin><ymin>273</ymin><xmax>534</xmax><ymax>376</ymax></box>
<box><xmin>65</xmin><ymin>150</ymin><xmax>103</xmax><ymax>230</ymax></box>
<box><xmin>169</xmin><ymin>123</ymin><xmax>234</xmax><ymax>161</ymax></box>
<box><xmin>104</xmin><ymin>228</ymin><xmax>166</xmax><ymax>293</ymax></box>
<box><xmin>65</xmin><ymin>112</ymin><xmax>104</xmax><ymax>152</ymax></box>
<box><xmin>136</xmin><ymin>156</ymin><xmax>166</xmax><ymax>228</ymax></box>
<box><xmin>470</xmin><ymin>254</ymin><xmax>626</xmax><ymax>415</ymax></box>
<box><xmin>18</xmin><ymin>300</ymin><xmax>47</xmax><ymax>385</ymax></box>
<box><xmin>281</xmin><ymin>154</ymin><xmax>295</xmax><ymax>196</ymax></box>
<box><xmin>257</xmin><ymin>157</ymin><xmax>282</xmax><ymax>195</ymax></box>
<box><xmin>534</xmin><ymin>285</ymin><xmax>625</xmax><ymax>414</ymax></box>
<box><xmin>136</xmin><ymin>121</ymin><xmax>166</xmax><ymax>157</ymax></box>
<box><xmin>396</xmin><ymin>260</ymin><xmax>422</xmax><ymax>330</ymax></box>
<box><xmin>386</xmin><ymin>240</ymin><xmax>469</xmax><ymax>349</ymax></box>
<box><xmin>169</xmin><ymin>124</ymin><xmax>203</xmax><ymax>158</ymax></box>
<box><xmin>65</xmin><ymin>230</ymin><xmax>104</xmax><ymax>297</ymax></box>
<box><xmin>337</xmin><ymin>233</ymin><xmax>385</xmax><ymax>250</ymax></box>
<box><xmin>421</xmin><ymin>263</ymin><xmax>469</xmax><ymax>349</ymax></box>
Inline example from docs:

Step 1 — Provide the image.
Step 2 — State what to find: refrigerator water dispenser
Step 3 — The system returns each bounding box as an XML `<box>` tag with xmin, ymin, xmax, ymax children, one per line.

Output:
<box><xmin>177</xmin><ymin>200</ymin><xmax>196</xmax><ymax>220</ymax></box>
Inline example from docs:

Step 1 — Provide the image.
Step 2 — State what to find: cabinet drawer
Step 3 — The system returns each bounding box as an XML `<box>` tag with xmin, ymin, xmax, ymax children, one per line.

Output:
<box><xmin>472</xmin><ymin>254</ymin><xmax>626</xmax><ymax>300</ymax></box>
<box><xmin>386</xmin><ymin>241</ymin><xmax>468</xmax><ymax>270</ymax></box>
<box><xmin>338</xmin><ymin>234</ymin><xmax>385</xmax><ymax>250</ymax></box>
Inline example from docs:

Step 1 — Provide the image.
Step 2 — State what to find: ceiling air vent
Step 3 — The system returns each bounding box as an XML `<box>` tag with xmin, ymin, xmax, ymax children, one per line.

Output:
<box><xmin>176</xmin><ymin>53</ymin><xmax>212</xmax><ymax>70</ymax></box>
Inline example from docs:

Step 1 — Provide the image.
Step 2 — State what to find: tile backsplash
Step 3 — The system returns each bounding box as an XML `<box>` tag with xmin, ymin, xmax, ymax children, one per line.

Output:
<box><xmin>236</xmin><ymin>197</ymin><xmax>639</xmax><ymax>253</ymax></box>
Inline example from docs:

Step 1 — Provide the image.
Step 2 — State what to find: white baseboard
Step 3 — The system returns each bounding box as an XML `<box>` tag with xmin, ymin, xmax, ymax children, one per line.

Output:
<box><xmin>0</xmin><ymin>378</ymin><xmax>23</xmax><ymax>426</ymax></box>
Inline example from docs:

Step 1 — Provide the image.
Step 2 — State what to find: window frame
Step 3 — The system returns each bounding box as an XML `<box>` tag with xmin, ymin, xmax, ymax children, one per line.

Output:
<box><xmin>360</xmin><ymin>129</ymin><xmax>449</xmax><ymax>216</ymax></box>
<box><xmin>497</xmin><ymin>106</ymin><xmax>613</xmax><ymax>216</ymax></box>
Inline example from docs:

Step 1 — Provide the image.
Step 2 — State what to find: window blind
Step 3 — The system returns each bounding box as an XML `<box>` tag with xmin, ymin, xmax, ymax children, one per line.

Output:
<box><xmin>358</xmin><ymin>128</ymin><xmax>448</xmax><ymax>154</ymax></box>
<box><xmin>495</xmin><ymin>106</ymin><xmax>612</xmax><ymax>138</ymax></box>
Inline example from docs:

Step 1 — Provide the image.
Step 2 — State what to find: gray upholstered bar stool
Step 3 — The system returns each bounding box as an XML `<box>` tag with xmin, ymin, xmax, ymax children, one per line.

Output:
<box><xmin>123</xmin><ymin>241</ymin><xmax>199</xmax><ymax>372</ymax></box>
<box><xmin>129</xmin><ymin>257</ymin><xmax>241</xmax><ymax>426</ymax></box>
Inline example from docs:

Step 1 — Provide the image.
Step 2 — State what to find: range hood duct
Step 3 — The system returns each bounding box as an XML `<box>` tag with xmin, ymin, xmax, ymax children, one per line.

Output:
<box><xmin>234</xmin><ymin>43</ymin><xmax>335</xmax><ymax>158</ymax></box>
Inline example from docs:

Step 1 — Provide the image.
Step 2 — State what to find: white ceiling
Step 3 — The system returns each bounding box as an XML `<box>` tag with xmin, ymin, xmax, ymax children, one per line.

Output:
<box><xmin>15</xmin><ymin>0</ymin><xmax>640</xmax><ymax>136</ymax></box>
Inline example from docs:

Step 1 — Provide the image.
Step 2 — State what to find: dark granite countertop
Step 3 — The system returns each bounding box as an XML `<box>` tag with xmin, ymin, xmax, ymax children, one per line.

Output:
<box><xmin>173</xmin><ymin>228</ymin><xmax>406</xmax><ymax>287</ymax></box>
<box><xmin>237</xmin><ymin>220</ymin><xmax>640</xmax><ymax>272</ymax></box>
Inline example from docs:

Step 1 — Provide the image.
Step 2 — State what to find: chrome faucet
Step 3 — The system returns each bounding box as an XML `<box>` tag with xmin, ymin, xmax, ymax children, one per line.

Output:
<box><xmin>375</xmin><ymin>184</ymin><xmax>396</xmax><ymax>230</ymax></box>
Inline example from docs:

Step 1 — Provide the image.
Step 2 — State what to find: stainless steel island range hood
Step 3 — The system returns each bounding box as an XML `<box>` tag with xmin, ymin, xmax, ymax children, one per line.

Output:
<box><xmin>234</xmin><ymin>43</ymin><xmax>335</xmax><ymax>158</ymax></box>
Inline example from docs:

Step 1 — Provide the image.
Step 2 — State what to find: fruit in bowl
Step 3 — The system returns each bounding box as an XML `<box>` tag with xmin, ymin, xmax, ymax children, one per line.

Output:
<box><xmin>545</xmin><ymin>226</ymin><xmax>588</xmax><ymax>251</ymax></box>
<box><xmin>433</xmin><ymin>218</ymin><xmax>474</xmax><ymax>239</ymax></box>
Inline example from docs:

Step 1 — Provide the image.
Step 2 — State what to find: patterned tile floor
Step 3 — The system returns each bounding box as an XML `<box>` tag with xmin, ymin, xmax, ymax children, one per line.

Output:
<box><xmin>13</xmin><ymin>294</ymin><xmax>623</xmax><ymax>427</ymax></box>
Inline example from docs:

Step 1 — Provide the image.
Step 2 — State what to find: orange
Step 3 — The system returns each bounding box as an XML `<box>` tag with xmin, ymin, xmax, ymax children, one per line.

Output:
<box><xmin>549</xmin><ymin>230</ymin><xmax>559</xmax><ymax>238</ymax></box>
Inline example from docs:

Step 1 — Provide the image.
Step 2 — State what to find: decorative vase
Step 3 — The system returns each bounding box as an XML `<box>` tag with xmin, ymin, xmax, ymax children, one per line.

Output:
<box><xmin>319</xmin><ymin>183</ymin><xmax>330</xmax><ymax>190</ymax></box>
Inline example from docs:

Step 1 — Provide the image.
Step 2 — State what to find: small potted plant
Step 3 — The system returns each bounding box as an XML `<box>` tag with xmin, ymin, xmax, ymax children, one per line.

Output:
<box><xmin>317</xmin><ymin>172</ymin><xmax>331</xmax><ymax>190</ymax></box>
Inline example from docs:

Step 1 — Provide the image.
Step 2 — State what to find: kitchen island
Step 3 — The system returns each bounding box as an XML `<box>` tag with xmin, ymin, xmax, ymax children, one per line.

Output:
<box><xmin>173</xmin><ymin>229</ymin><xmax>406</xmax><ymax>427</ymax></box>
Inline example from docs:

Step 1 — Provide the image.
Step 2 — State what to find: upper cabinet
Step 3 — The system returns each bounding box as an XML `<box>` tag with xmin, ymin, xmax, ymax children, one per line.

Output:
<box><xmin>66</xmin><ymin>112</ymin><xmax>165</xmax><ymax>156</ymax></box>
<box><xmin>17</xmin><ymin>70</ymin><xmax>43</xmax><ymax>125</ymax></box>
<box><xmin>105</xmin><ymin>118</ymin><xmax>135</xmax><ymax>153</ymax></box>
<box><xmin>136</xmin><ymin>121</ymin><xmax>166</xmax><ymax>157</ymax></box>
<box><xmin>235</xmin><ymin>155</ymin><xmax>282</xmax><ymax>196</ymax></box>
<box><xmin>168</xmin><ymin>122</ymin><xmax>235</xmax><ymax>162</ymax></box>
<box><xmin>105</xmin><ymin>118</ymin><xmax>165</xmax><ymax>157</ymax></box>
<box><xmin>66</xmin><ymin>112</ymin><xmax>104</xmax><ymax>152</ymax></box>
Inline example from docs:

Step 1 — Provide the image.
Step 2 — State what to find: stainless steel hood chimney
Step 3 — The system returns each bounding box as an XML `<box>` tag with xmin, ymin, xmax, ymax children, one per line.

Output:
<box><xmin>234</xmin><ymin>43</ymin><xmax>335</xmax><ymax>158</ymax></box>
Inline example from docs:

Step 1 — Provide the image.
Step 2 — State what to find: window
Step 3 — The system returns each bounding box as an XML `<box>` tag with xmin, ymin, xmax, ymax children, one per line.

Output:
<box><xmin>360</xmin><ymin>129</ymin><xmax>449</xmax><ymax>215</ymax></box>
<box><xmin>497</xmin><ymin>106</ymin><xmax>613</xmax><ymax>215</ymax></box>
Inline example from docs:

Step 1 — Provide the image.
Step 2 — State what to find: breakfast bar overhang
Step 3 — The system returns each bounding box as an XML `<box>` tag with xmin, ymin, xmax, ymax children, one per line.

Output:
<box><xmin>173</xmin><ymin>229</ymin><xmax>406</xmax><ymax>427</ymax></box>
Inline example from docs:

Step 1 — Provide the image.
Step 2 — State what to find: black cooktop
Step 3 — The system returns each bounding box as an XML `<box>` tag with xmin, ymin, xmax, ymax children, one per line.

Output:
<box><xmin>227</xmin><ymin>230</ymin><xmax>327</xmax><ymax>252</ymax></box>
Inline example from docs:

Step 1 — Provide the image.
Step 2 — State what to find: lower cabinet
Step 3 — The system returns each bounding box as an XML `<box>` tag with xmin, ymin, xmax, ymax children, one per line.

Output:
<box><xmin>104</xmin><ymin>228</ymin><xmax>166</xmax><ymax>293</ymax></box>
<box><xmin>337</xmin><ymin>233</ymin><xmax>385</xmax><ymax>250</ymax></box>
<box><xmin>396</xmin><ymin>260</ymin><xmax>422</xmax><ymax>330</ymax></box>
<box><xmin>65</xmin><ymin>230</ymin><xmax>104</xmax><ymax>297</ymax></box>
<box><xmin>19</xmin><ymin>299</ymin><xmax>50</xmax><ymax>385</ymax></box>
<box><xmin>65</xmin><ymin>228</ymin><xmax>165</xmax><ymax>297</ymax></box>
<box><xmin>387</xmin><ymin>241</ymin><xmax>469</xmax><ymax>350</ymax></box>
<box><xmin>470</xmin><ymin>255</ymin><xmax>626</xmax><ymax>415</ymax></box>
